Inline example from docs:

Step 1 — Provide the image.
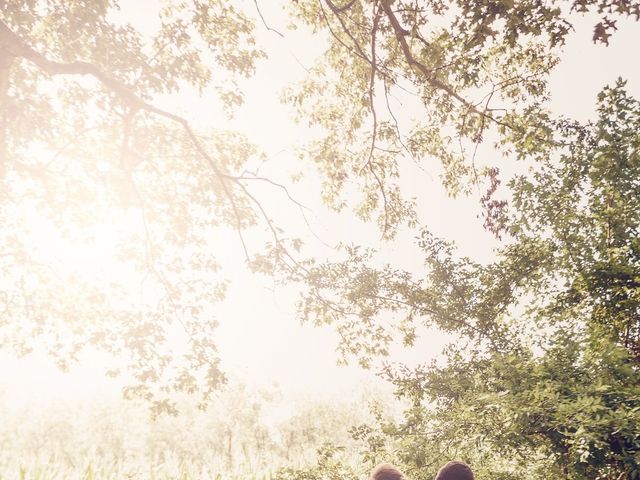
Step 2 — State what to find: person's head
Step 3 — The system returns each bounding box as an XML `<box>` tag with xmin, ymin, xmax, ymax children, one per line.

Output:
<box><xmin>435</xmin><ymin>461</ymin><xmax>474</xmax><ymax>480</ymax></box>
<box><xmin>369</xmin><ymin>463</ymin><xmax>405</xmax><ymax>480</ymax></box>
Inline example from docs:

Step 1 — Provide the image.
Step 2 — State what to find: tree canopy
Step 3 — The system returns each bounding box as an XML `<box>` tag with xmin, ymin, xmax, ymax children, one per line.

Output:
<box><xmin>292</xmin><ymin>80</ymin><xmax>640</xmax><ymax>479</ymax></box>
<box><xmin>1</xmin><ymin>1</ymin><xmax>640</xmax><ymax>477</ymax></box>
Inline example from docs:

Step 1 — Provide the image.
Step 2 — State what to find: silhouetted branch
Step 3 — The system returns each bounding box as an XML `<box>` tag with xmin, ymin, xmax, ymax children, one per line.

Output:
<box><xmin>253</xmin><ymin>0</ymin><xmax>284</xmax><ymax>38</ymax></box>
<box><xmin>0</xmin><ymin>19</ymin><xmax>297</xmax><ymax>264</ymax></box>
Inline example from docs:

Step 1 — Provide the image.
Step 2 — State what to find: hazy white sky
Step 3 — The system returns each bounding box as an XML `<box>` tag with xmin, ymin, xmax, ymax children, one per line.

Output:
<box><xmin>1</xmin><ymin>2</ymin><xmax>639</xmax><ymax>410</ymax></box>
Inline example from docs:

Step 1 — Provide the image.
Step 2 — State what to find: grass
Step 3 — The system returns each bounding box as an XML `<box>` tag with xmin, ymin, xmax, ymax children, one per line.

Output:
<box><xmin>0</xmin><ymin>461</ymin><xmax>281</xmax><ymax>480</ymax></box>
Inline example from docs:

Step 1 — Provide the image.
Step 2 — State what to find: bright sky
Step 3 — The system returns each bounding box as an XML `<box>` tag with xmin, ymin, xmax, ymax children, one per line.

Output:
<box><xmin>1</xmin><ymin>2</ymin><xmax>639</xmax><ymax>411</ymax></box>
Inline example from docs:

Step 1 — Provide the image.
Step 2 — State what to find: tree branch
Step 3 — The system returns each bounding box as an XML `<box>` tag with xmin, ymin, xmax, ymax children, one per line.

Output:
<box><xmin>379</xmin><ymin>1</ymin><xmax>504</xmax><ymax>126</ymax></box>
<box><xmin>0</xmin><ymin>19</ymin><xmax>264</xmax><ymax>263</ymax></box>
<box><xmin>325</xmin><ymin>0</ymin><xmax>356</xmax><ymax>13</ymax></box>
<box><xmin>253</xmin><ymin>0</ymin><xmax>284</xmax><ymax>38</ymax></box>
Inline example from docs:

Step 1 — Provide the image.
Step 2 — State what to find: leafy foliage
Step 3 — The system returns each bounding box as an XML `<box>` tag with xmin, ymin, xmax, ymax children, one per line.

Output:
<box><xmin>283</xmin><ymin>0</ymin><xmax>638</xmax><ymax>237</ymax></box>
<box><xmin>290</xmin><ymin>82</ymin><xmax>640</xmax><ymax>479</ymax></box>
<box><xmin>0</xmin><ymin>0</ymin><xmax>273</xmax><ymax>412</ymax></box>
<box><xmin>1</xmin><ymin>1</ymin><xmax>640</xmax><ymax>479</ymax></box>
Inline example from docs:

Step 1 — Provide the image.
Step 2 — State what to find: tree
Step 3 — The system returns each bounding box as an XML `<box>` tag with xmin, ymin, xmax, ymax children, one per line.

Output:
<box><xmin>292</xmin><ymin>81</ymin><xmax>640</xmax><ymax>479</ymax></box>
<box><xmin>282</xmin><ymin>0</ymin><xmax>640</xmax><ymax>237</ymax></box>
<box><xmin>0</xmin><ymin>1</ymin><xmax>276</xmax><ymax>413</ymax></box>
<box><xmin>0</xmin><ymin>0</ymin><xmax>638</xmax><ymax>415</ymax></box>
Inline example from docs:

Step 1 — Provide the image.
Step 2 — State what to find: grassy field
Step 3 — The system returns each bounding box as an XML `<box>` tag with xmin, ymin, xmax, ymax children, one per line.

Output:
<box><xmin>0</xmin><ymin>382</ymin><xmax>376</xmax><ymax>480</ymax></box>
<box><xmin>0</xmin><ymin>463</ymin><xmax>279</xmax><ymax>480</ymax></box>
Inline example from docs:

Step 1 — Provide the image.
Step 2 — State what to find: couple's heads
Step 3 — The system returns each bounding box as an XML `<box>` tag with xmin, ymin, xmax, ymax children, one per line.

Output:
<box><xmin>369</xmin><ymin>463</ymin><xmax>404</xmax><ymax>480</ymax></box>
<box><xmin>370</xmin><ymin>461</ymin><xmax>473</xmax><ymax>480</ymax></box>
<box><xmin>435</xmin><ymin>462</ymin><xmax>474</xmax><ymax>480</ymax></box>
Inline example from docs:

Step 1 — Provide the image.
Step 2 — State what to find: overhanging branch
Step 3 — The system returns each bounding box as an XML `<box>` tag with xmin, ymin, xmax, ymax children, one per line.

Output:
<box><xmin>379</xmin><ymin>0</ymin><xmax>514</xmax><ymax>133</ymax></box>
<box><xmin>0</xmin><ymin>19</ymin><xmax>313</xmax><ymax>266</ymax></box>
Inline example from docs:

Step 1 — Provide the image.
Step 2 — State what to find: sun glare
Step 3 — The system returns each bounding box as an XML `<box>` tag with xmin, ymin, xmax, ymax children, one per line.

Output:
<box><xmin>2</xmin><ymin>1</ymin><xmax>640</xmax><ymax>478</ymax></box>
<box><xmin>23</xmin><ymin>206</ymin><xmax>140</xmax><ymax>278</ymax></box>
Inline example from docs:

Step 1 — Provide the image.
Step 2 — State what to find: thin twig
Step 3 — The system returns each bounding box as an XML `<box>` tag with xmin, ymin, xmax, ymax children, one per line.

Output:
<box><xmin>231</xmin><ymin>175</ymin><xmax>310</xmax><ymax>210</ymax></box>
<box><xmin>253</xmin><ymin>0</ymin><xmax>284</xmax><ymax>38</ymax></box>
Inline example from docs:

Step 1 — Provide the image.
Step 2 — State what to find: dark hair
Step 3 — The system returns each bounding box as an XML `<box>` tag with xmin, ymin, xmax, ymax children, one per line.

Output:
<box><xmin>370</xmin><ymin>463</ymin><xmax>405</xmax><ymax>480</ymax></box>
<box><xmin>435</xmin><ymin>461</ymin><xmax>474</xmax><ymax>480</ymax></box>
